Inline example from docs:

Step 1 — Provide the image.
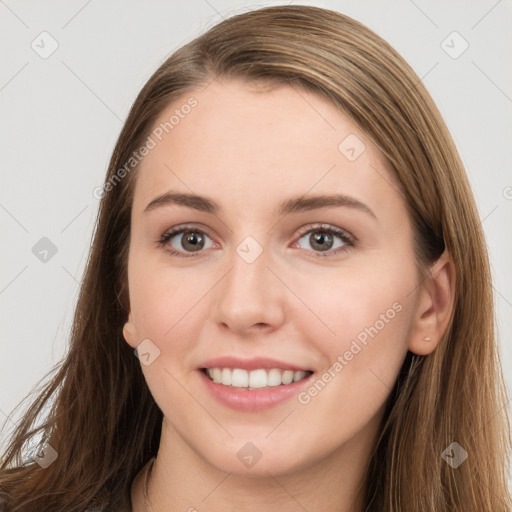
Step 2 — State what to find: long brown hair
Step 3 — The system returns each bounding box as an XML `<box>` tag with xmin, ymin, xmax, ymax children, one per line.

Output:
<box><xmin>1</xmin><ymin>5</ymin><xmax>510</xmax><ymax>511</ymax></box>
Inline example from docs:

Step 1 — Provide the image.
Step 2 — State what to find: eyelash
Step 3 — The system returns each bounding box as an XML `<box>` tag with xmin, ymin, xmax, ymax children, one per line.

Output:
<box><xmin>156</xmin><ymin>223</ymin><xmax>357</xmax><ymax>259</ymax></box>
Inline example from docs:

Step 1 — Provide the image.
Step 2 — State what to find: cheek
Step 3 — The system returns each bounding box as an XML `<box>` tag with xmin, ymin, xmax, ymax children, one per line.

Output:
<box><xmin>127</xmin><ymin>258</ymin><xmax>210</xmax><ymax>413</ymax></box>
<box><xmin>292</xmin><ymin>258</ymin><xmax>415</xmax><ymax>348</ymax></box>
<box><xmin>292</xmin><ymin>259</ymin><xmax>415</xmax><ymax>393</ymax></box>
<box><xmin>292</xmin><ymin>260</ymin><xmax>416</xmax><ymax>428</ymax></box>
<box><xmin>128</xmin><ymin>255</ymin><xmax>209</xmax><ymax>339</ymax></box>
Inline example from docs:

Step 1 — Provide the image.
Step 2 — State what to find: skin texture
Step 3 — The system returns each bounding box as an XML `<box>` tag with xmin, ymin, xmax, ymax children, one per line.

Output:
<box><xmin>123</xmin><ymin>79</ymin><xmax>454</xmax><ymax>512</ymax></box>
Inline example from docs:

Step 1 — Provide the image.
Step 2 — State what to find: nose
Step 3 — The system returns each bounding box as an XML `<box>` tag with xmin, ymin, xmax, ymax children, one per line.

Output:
<box><xmin>211</xmin><ymin>242</ymin><xmax>286</xmax><ymax>336</ymax></box>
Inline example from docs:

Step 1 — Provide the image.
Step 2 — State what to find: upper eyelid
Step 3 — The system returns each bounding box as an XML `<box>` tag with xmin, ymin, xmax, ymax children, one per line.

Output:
<box><xmin>295</xmin><ymin>223</ymin><xmax>354</xmax><ymax>240</ymax></box>
<box><xmin>162</xmin><ymin>222</ymin><xmax>350</xmax><ymax>236</ymax></box>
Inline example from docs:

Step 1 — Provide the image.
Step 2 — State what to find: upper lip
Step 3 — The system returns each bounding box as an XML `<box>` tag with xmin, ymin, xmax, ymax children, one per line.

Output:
<box><xmin>198</xmin><ymin>356</ymin><xmax>312</xmax><ymax>372</ymax></box>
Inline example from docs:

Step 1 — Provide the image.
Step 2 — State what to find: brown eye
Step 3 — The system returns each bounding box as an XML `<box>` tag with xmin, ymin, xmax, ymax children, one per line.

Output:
<box><xmin>158</xmin><ymin>226</ymin><xmax>215</xmax><ymax>257</ymax></box>
<box><xmin>309</xmin><ymin>231</ymin><xmax>334</xmax><ymax>251</ymax></box>
<box><xmin>295</xmin><ymin>224</ymin><xmax>355</xmax><ymax>257</ymax></box>
<box><xmin>179</xmin><ymin>231</ymin><xmax>205</xmax><ymax>252</ymax></box>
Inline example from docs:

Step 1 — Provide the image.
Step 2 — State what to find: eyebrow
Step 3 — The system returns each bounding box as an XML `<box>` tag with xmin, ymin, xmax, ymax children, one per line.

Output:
<box><xmin>143</xmin><ymin>191</ymin><xmax>377</xmax><ymax>219</ymax></box>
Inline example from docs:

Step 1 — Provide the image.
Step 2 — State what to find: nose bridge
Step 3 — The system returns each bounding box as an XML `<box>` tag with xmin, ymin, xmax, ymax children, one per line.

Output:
<box><xmin>213</xmin><ymin>235</ymin><xmax>284</xmax><ymax>332</ymax></box>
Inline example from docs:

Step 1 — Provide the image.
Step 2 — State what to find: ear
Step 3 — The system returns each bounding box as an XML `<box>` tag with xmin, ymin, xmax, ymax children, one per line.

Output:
<box><xmin>122</xmin><ymin>311</ymin><xmax>139</xmax><ymax>349</ymax></box>
<box><xmin>408</xmin><ymin>251</ymin><xmax>455</xmax><ymax>356</ymax></box>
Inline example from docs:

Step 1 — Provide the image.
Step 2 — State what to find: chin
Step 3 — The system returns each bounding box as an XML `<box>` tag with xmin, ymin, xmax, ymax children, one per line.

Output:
<box><xmin>197</xmin><ymin>436</ymin><xmax>315</xmax><ymax>478</ymax></box>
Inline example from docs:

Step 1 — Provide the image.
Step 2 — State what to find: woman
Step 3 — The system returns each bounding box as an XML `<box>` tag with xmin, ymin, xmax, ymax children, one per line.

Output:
<box><xmin>1</xmin><ymin>5</ymin><xmax>510</xmax><ymax>511</ymax></box>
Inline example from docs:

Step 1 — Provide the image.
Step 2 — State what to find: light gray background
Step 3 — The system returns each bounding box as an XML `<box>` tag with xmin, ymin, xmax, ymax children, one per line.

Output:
<box><xmin>1</xmin><ymin>0</ymin><xmax>511</xmax><ymax>480</ymax></box>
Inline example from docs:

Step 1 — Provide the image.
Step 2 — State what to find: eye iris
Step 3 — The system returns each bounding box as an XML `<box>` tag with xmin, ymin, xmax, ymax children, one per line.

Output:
<box><xmin>182</xmin><ymin>231</ymin><xmax>204</xmax><ymax>252</ymax></box>
<box><xmin>310</xmin><ymin>231</ymin><xmax>333</xmax><ymax>251</ymax></box>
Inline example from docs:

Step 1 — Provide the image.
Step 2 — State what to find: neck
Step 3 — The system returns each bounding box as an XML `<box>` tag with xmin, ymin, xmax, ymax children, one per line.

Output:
<box><xmin>132</xmin><ymin>416</ymin><xmax>380</xmax><ymax>512</ymax></box>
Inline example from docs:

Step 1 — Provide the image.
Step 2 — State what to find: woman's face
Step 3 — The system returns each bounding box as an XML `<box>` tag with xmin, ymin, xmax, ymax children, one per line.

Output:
<box><xmin>124</xmin><ymin>78</ymin><xmax>423</xmax><ymax>476</ymax></box>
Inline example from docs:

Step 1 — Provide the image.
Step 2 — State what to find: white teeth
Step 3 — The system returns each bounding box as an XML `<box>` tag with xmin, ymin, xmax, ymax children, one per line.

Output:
<box><xmin>281</xmin><ymin>370</ymin><xmax>294</xmax><ymax>385</ymax></box>
<box><xmin>205</xmin><ymin>367</ymin><xmax>311</xmax><ymax>389</ymax></box>
<box><xmin>293</xmin><ymin>371</ymin><xmax>307</xmax><ymax>382</ymax></box>
<box><xmin>221</xmin><ymin>368</ymin><xmax>232</xmax><ymax>386</ymax></box>
<box><xmin>249</xmin><ymin>369</ymin><xmax>267</xmax><ymax>389</ymax></box>
<box><xmin>267</xmin><ymin>368</ymin><xmax>283</xmax><ymax>387</ymax></box>
<box><xmin>212</xmin><ymin>368</ymin><xmax>222</xmax><ymax>384</ymax></box>
<box><xmin>231</xmin><ymin>369</ymin><xmax>249</xmax><ymax>387</ymax></box>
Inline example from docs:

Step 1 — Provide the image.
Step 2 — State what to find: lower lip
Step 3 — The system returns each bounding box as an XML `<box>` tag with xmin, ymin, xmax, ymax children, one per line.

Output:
<box><xmin>198</xmin><ymin>370</ymin><xmax>313</xmax><ymax>412</ymax></box>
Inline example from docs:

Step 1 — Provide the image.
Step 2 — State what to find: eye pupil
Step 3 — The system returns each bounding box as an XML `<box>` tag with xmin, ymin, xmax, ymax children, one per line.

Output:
<box><xmin>182</xmin><ymin>231</ymin><xmax>204</xmax><ymax>252</ymax></box>
<box><xmin>310</xmin><ymin>231</ymin><xmax>333</xmax><ymax>251</ymax></box>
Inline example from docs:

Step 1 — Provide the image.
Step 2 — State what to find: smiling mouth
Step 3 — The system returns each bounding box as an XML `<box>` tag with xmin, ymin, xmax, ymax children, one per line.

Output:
<box><xmin>201</xmin><ymin>367</ymin><xmax>314</xmax><ymax>390</ymax></box>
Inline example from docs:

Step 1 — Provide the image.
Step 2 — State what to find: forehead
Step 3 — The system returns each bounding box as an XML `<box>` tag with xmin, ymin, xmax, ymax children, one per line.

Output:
<box><xmin>132</xmin><ymin>78</ymin><xmax>401</xmax><ymax>220</ymax></box>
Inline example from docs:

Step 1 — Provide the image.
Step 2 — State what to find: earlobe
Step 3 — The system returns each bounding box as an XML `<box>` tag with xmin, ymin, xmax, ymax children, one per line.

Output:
<box><xmin>122</xmin><ymin>312</ymin><xmax>139</xmax><ymax>348</ymax></box>
<box><xmin>408</xmin><ymin>251</ymin><xmax>455</xmax><ymax>356</ymax></box>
